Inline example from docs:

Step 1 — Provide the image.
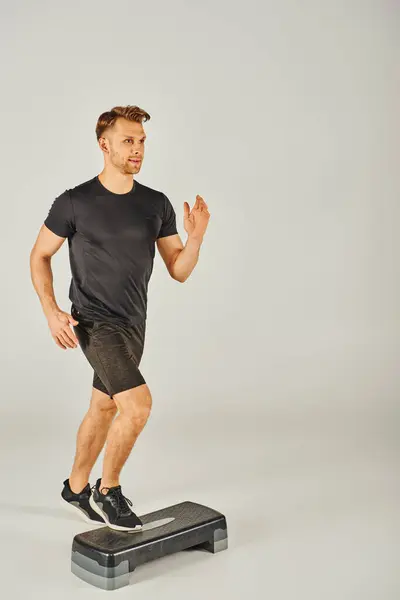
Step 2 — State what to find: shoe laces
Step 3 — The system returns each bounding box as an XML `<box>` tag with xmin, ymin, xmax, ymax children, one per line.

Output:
<box><xmin>108</xmin><ymin>487</ymin><xmax>133</xmax><ymax>516</ymax></box>
<box><xmin>93</xmin><ymin>483</ymin><xmax>133</xmax><ymax>516</ymax></box>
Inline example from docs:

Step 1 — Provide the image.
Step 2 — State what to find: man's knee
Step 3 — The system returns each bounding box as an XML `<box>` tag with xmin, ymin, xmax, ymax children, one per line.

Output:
<box><xmin>90</xmin><ymin>387</ymin><xmax>118</xmax><ymax>413</ymax></box>
<box><xmin>113</xmin><ymin>384</ymin><xmax>152</xmax><ymax>421</ymax></box>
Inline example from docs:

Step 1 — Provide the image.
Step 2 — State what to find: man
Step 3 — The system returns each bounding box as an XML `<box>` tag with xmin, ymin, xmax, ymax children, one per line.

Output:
<box><xmin>29</xmin><ymin>105</ymin><xmax>210</xmax><ymax>532</ymax></box>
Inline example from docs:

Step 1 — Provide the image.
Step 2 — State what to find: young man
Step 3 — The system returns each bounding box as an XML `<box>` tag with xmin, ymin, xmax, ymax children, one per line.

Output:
<box><xmin>30</xmin><ymin>105</ymin><xmax>210</xmax><ymax>532</ymax></box>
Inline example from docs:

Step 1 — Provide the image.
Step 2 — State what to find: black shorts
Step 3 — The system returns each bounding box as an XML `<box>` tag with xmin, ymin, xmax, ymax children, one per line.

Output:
<box><xmin>71</xmin><ymin>304</ymin><xmax>147</xmax><ymax>398</ymax></box>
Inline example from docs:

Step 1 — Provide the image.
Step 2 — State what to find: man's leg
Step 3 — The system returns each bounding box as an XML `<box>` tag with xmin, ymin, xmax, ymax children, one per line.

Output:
<box><xmin>68</xmin><ymin>387</ymin><xmax>118</xmax><ymax>494</ymax></box>
<box><xmin>99</xmin><ymin>383</ymin><xmax>152</xmax><ymax>492</ymax></box>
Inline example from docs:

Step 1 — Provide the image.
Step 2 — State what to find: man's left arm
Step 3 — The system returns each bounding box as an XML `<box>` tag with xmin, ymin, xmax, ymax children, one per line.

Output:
<box><xmin>156</xmin><ymin>194</ymin><xmax>210</xmax><ymax>283</ymax></box>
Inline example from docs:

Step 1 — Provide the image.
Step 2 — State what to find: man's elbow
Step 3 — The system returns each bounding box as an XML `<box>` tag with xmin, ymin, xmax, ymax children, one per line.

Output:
<box><xmin>170</xmin><ymin>271</ymin><xmax>187</xmax><ymax>283</ymax></box>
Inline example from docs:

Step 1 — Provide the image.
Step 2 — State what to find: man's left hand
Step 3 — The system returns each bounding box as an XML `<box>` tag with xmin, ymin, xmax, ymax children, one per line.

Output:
<box><xmin>183</xmin><ymin>195</ymin><xmax>210</xmax><ymax>240</ymax></box>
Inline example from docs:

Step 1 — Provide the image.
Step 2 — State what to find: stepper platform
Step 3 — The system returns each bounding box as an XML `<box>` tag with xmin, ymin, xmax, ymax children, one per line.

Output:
<box><xmin>71</xmin><ymin>500</ymin><xmax>228</xmax><ymax>590</ymax></box>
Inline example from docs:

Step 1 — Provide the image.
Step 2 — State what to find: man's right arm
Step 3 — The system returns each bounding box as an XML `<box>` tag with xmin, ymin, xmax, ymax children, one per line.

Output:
<box><xmin>30</xmin><ymin>224</ymin><xmax>65</xmax><ymax>317</ymax></box>
<box><xmin>30</xmin><ymin>224</ymin><xmax>79</xmax><ymax>349</ymax></box>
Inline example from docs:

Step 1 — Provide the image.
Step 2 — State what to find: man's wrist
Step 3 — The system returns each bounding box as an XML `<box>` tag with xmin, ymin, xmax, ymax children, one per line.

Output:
<box><xmin>42</xmin><ymin>299</ymin><xmax>61</xmax><ymax>319</ymax></box>
<box><xmin>187</xmin><ymin>234</ymin><xmax>204</xmax><ymax>246</ymax></box>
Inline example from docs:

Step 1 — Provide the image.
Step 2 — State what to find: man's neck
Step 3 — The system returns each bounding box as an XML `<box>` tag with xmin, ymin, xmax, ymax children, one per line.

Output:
<box><xmin>97</xmin><ymin>171</ymin><xmax>135</xmax><ymax>195</ymax></box>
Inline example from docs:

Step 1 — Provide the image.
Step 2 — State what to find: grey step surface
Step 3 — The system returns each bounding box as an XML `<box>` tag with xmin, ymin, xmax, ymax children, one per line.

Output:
<box><xmin>71</xmin><ymin>500</ymin><xmax>228</xmax><ymax>590</ymax></box>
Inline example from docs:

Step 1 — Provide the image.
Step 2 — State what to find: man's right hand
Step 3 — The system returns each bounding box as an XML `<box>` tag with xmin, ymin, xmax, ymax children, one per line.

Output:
<box><xmin>47</xmin><ymin>309</ymin><xmax>80</xmax><ymax>349</ymax></box>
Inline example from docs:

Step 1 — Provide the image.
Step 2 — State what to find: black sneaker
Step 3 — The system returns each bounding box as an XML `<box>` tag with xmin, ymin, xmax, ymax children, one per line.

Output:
<box><xmin>89</xmin><ymin>478</ymin><xmax>143</xmax><ymax>532</ymax></box>
<box><xmin>61</xmin><ymin>478</ymin><xmax>105</xmax><ymax>525</ymax></box>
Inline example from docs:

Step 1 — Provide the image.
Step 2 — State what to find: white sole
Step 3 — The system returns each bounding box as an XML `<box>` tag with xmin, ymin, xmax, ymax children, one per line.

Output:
<box><xmin>89</xmin><ymin>493</ymin><xmax>143</xmax><ymax>533</ymax></box>
<box><xmin>60</xmin><ymin>497</ymin><xmax>105</xmax><ymax>526</ymax></box>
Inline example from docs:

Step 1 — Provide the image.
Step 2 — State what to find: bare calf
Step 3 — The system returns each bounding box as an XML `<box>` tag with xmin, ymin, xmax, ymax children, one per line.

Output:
<box><xmin>100</xmin><ymin>383</ymin><xmax>152</xmax><ymax>491</ymax></box>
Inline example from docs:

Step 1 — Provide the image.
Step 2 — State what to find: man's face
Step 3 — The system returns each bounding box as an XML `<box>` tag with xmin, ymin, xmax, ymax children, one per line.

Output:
<box><xmin>101</xmin><ymin>118</ymin><xmax>146</xmax><ymax>175</ymax></box>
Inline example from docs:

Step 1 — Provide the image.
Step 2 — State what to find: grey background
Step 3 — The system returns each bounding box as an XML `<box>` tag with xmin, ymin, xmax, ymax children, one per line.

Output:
<box><xmin>1</xmin><ymin>0</ymin><xmax>399</xmax><ymax>597</ymax></box>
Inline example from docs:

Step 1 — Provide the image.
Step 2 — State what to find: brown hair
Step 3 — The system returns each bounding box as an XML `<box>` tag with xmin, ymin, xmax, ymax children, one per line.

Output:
<box><xmin>95</xmin><ymin>105</ymin><xmax>151</xmax><ymax>141</ymax></box>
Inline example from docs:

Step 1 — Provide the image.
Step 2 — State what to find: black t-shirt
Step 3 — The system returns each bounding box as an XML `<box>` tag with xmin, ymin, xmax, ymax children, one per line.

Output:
<box><xmin>44</xmin><ymin>175</ymin><xmax>178</xmax><ymax>325</ymax></box>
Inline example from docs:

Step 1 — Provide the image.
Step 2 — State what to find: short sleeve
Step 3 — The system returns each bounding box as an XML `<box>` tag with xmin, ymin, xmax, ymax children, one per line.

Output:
<box><xmin>157</xmin><ymin>193</ymin><xmax>178</xmax><ymax>239</ymax></box>
<box><xmin>44</xmin><ymin>190</ymin><xmax>75</xmax><ymax>238</ymax></box>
